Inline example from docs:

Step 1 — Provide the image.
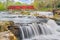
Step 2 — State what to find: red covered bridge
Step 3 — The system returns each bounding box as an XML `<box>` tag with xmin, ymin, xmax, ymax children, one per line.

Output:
<box><xmin>8</xmin><ymin>6</ymin><xmax>35</xmax><ymax>10</ymax></box>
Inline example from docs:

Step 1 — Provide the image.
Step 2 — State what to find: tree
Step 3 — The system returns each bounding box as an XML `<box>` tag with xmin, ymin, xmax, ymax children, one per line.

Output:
<box><xmin>0</xmin><ymin>2</ymin><xmax>5</xmax><ymax>11</ymax></box>
<box><xmin>15</xmin><ymin>2</ymin><xmax>22</xmax><ymax>5</ymax></box>
<box><xmin>33</xmin><ymin>0</ymin><xmax>48</xmax><ymax>10</ymax></box>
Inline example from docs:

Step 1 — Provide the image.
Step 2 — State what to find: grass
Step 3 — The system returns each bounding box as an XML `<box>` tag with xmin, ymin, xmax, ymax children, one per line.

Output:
<box><xmin>39</xmin><ymin>8</ymin><xmax>53</xmax><ymax>11</ymax></box>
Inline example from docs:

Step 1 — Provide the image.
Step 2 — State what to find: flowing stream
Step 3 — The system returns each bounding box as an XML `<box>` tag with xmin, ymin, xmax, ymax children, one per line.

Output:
<box><xmin>0</xmin><ymin>15</ymin><xmax>60</xmax><ymax>40</ymax></box>
<box><xmin>15</xmin><ymin>22</ymin><xmax>57</xmax><ymax>40</ymax></box>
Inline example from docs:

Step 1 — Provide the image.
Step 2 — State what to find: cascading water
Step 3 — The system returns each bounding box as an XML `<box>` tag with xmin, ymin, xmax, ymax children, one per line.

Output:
<box><xmin>17</xmin><ymin>23</ymin><xmax>40</xmax><ymax>40</ymax></box>
<box><xmin>5</xmin><ymin>16</ymin><xmax>59</xmax><ymax>40</ymax></box>
<box><xmin>15</xmin><ymin>22</ymin><xmax>55</xmax><ymax>40</ymax></box>
<box><xmin>0</xmin><ymin>15</ymin><xmax>60</xmax><ymax>40</ymax></box>
<box><xmin>39</xmin><ymin>23</ymin><xmax>54</xmax><ymax>35</ymax></box>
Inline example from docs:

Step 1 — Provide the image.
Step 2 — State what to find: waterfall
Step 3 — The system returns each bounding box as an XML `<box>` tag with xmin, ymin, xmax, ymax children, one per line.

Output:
<box><xmin>40</xmin><ymin>23</ymin><xmax>53</xmax><ymax>35</ymax></box>
<box><xmin>19</xmin><ymin>26</ymin><xmax>25</xmax><ymax>39</ymax></box>
<box><xmin>0</xmin><ymin>13</ymin><xmax>60</xmax><ymax>40</ymax></box>
<box><xmin>2</xmin><ymin>15</ymin><xmax>59</xmax><ymax>40</ymax></box>
<box><xmin>47</xmin><ymin>19</ymin><xmax>59</xmax><ymax>30</ymax></box>
<box><xmin>16</xmin><ymin>22</ymin><xmax>55</xmax><ymax>40</ymax></box>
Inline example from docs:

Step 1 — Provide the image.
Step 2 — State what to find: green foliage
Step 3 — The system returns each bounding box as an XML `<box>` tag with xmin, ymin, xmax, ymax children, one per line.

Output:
<box><xmin>39</xmin><ymin>8</ymin><xmax>53</xmax><ymax>11</ymax></box>
<box><xmin>33</xmin><ymin>0</ymin><xmax>40</xmax><ymax>10</ymax></box>
<box><xmin>58</xmin><ymin>4</ymin><xmax>60</xmax><ymax>8</ymax></box>
<box><xmin>57</xmin><ymin>2</ymin><xmax>60</xmax><ymax>8</ymax></box>
<box><xmin>0</xmin><ymin>0</ymin><xmax>60</xmax><ymax>11</ymax></box>
<box><xmin>15</xmin><ymin>2</ymin><xmax>22</xmax><ymax>5</ymax></box>
<box><xmin>0</xmin><ymin>2</ymin><xmax>6</xmax><ymax>11</ymax></box>
<box><xmin>7</xmin><ymin>1</ymin><xmax>14</xmax><ymax>6</ymax></box>
<box><xmin>33</xmin><ymin>0</ymin><xmax>60</xmax><ymax>11</ymax></box>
